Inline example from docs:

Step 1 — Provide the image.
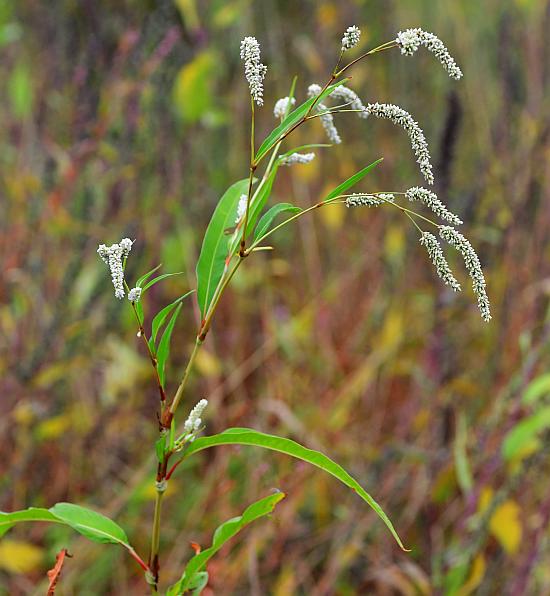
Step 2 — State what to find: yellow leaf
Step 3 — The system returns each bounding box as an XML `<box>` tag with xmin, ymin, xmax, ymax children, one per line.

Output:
<box><xmin>457</xmin><ymin>554</ymin><xmax>486</xmax><ymax>596</ymax></box>
<box><xmin>172</xmin><ymin>52</ymin><xmax>217</xmax><ymax>123</ymax></box>
<box><xmin>0</xmin><ymin>540</ymin><xmax>43</xmax><ymax>574</ymax></box>
<box><xmin>36</xmin><ymin>413</ymin><xmax>72</xmax><ymax>440</ymax></box>
<box><xmin>478</xmin><ymin>487</ymin><xmax>522</xmax><ymax>555</ymax></box>
<box><xmin>490</xmin><ymin>500</ymin><xmax>522</xmax><ymax>554</ymax></box>
<box><xmin>194</xmin><ymin>349</ymin><xmax>221</xmax><ymax>378</ymax></box>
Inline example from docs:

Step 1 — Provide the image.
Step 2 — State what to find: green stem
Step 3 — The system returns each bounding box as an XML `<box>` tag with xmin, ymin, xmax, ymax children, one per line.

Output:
<box><xmin>240</xmin><ymin>97</ymin><xmax>256</xmax><ymax>255</ymax></box>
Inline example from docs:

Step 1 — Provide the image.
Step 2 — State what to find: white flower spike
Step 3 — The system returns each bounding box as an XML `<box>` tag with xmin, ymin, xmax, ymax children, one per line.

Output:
<box><xmin>406</xmin><ymin>187</ymin><xmax>463</xmax><ymax>225</ymax></box>
<box><xmin>307</xmin><ymin>84</ymin><xmax>341</xmax><ymax>144</ymax></box>
<box><xmin>128</xmin><ymin>287</ymin><xmax>142</xmax><ymax>303</ymax></box>
<box><xmin>280</xmin><ymin>152</ymin><xmax>316</xmax><ymax>166</ymax></box>
<box><xmin>396</xmin><ymin>28</ymin><xmax>463</xmax><ymax>80</ymax></box>
<box><xmin>273</xmin><ymin>96</ymin><xmax>296</xmax><ymax>119</ymax></box>
<box><xmin>345</xmin><ymin>193</ymin><xmax>394</xmax><ymax>208</ymax></box>
<box><xmin>235</xmin><ymin>194</ymin><xmax>248</xmax><ymax>224</ymax></box>
<box><xmin>439</xmin><ymin>226</ymin><xmax>491</xmax><ymax>321</ymax></box>
<box><xmin>240</xmin><ymin>36</ymin><xmax>267</xmax><ymax>106</ymax></box>
<box><xmin>97</xmin><ymin>238</ymin><xmax>134</xmax><ymax>299</ymax></box>
<box><xmin>341</xmin><ymin>26</ymin><xmax>361</xmax><ymax>52</ymax></box>
<box><xmin>366</xmin><ymin>102</ymin><xmax>434</xmax><ymax>185</ymax></box>
<box><xmin>420</xmin><ymin>232</ymin><xmax>461</xmax><ymax>292</ymax></box>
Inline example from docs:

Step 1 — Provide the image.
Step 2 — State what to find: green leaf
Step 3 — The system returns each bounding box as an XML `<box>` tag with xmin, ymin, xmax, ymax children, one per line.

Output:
<box><xmin>184</xmin><ymin>428</ymin><xmax>407</xmax><ymax>550</ymax></box>
<box><xmin>136</xmin><ymin>264</ymin><xmax>162</xmax><ymax>288</ymax></box>
<box><xmin>522</xmin><ymin>373</ymin><xmax>550</xmax><ymax>405</ymax></box>
<box><xmin>49</xmin><ymin>503</ymin><xmax>130</xmax><ymax>547</ymax></box>
<box><xmin>0</xmin><ymin>508</ymin><xmax>60</xmax><ymax>538</ymax></box>
<box><xmin>166</xmin><ymin>493</ymin><xmax>285</xmax><ymax>595</ymax></box>
<box><xmin>255</xmin><ymin>80</ymin><xmax>346</xmax><ymax>162</ymax></box>
<box><xmin>188</xmin><ymin>571</ymin><xmax>209</xmax><ymax>595</ymax></box>
<box><xmin>322</xmin><ymin>158</ymin><xmax>383</xmax><ymax>202</ymax></box>
<box><xmin>149</xmin><ymin>290</ymin><xmax>195</xmax><ymax>350</ymax></box>
<box><xmin>142</xmin><ymin>272</ymin><xmax>184</xmax><ymax>293</ymax></box>
<box><xmin>502</xmin><ymin>407</ymin><xmax>550</xmax><ymax>461</ymax></box>
<box><xmin>196</xmin><ymin>178</ymin><xmax>251</xmax><ymax>317</ymax></box>
<box><xmin>156</xmin><ymin>302</ymin><xmax>183</xmax><ymax>388</ymax></box>
<box><xmin>227</xmin><ymin>166</ymin><xmax>279</xmax><ymax>257</ymax></box>
<box><xmin>253</xmin><ymin>203</ymin><xmax>302</xmax><ymax>242</ymax></box>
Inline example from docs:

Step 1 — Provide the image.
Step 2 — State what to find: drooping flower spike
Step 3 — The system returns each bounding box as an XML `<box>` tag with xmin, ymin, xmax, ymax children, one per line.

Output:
<box><xmin>307</xmin><ymin>84</ymin><xmax>342</xmax><ymax>144</ymax></box>
<box><xmin>420</xmin><ymin>232</ymin><xmax>462</xmax><ymax>292</ymax></box>
<box><xmin>406</xmin><ymin>187</ymin><xmax>462</xmax><ymax>225</ymax></box>
<box><xmin>273</xmin><ymin>96</ymin><xmax>296</xmax><ymax>119</ymax></box>
<box><xmin>366</xmin><ymin>102</ymin><xmax>434</xmax><ymax>185</ymax></box>
<box><xmin>396</xmin><ymin>28</ymin><xmax>463</xmax><ymax>80</ymax></box>
<box><xmin>439</xmin><ymin>226</ymin><xmax>491</xmax><ymax>321</ymax></box>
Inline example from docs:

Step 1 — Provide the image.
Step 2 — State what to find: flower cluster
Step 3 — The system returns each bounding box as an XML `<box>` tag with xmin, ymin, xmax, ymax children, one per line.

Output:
<box><xmin>366</xmin><ymin>102</ymin><xmax>434</xmax><ymax>185</ymax></box>
<box><xmin>273</xmin><ymin>96</ymin><xmax>296</xmax><ymax>119</ymax></box>
<box><xmin>240</xmin><ymin>36</ymin><xmax>267</xmax><ymax>106</ymax></box>
<box><xmin>307</xmin><ymin>84</ymin><xmax>341</xmax><ymax>144</ymax></box>
<box><xmin>341</xmin><ymin>25</ymin><xmax>361</xmax><ymax>51</ymax></box>
<box><xmin>97</xmin><ymin>238</ymin><xmax>134</xmax><ymax>299</ymax></box>
<box><xmin>235</xmin><ymin>194</ymin><xmax>248</xmax><ymax>224</ymax></box>
<box><xmin>127</xmin><ymin>287</ymin><xmax>142</xmax><ymax>303</ymax></box>
<box><xmin>345</xmin><ymin>193</ymin><xmax>394</xmax><ymax>208</ymax></box>
<box><xmin>396</xmin><ymin>28</ymin><xmax>463</xmax><ymax>80</ymax></box>
<box><xmin>182</xmin><ymin>399</ymin><xmax>208</xmax><ymax>440</ymax></box>
<box><xmin>280</xmin><ymin>152</ymin><xmax>316</xmax><ymax>166</ymax></box>
<box><xmin>439</xmin><ymin>226</ymin><xmax>491</xmax><ymax>321</ymax></box>
<box><xmin>406</xmin><ymin>186</ymin><xmax>462</xmax><ymax>225</ymax></box>
<box><xmin>420</xmin><ymin>232</ymin><xmax>461</xmax><ymax>292</ymax></box>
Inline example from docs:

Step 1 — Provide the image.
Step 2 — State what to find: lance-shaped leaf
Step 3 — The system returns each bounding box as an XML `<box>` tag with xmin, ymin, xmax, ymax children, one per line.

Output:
<box><xmin>253</xmin><ymin>203</ymin><xmax>302</xmax><ymax>242</ymax></box>
<box><xmin>196</xmin><ymin>178</ymin><xmax>251</xmax><ymax>317</ymax></box>
<box><xmin>184</xmin><ymin>428</ymin><xmax>407</xmax><ymax>550</ymax></box>
<box><xmin>149</xmin><ymin>290</ymin><xmax>195</xmax><ymax>351</ymax></box>
<box><xmin>49</xmin><ymin>503</ymin><xmax>130</xmax><ymax>547</ymax></box>
<box><xmin>156</xmin><ymin>302</ymin><xmax>183</xmax><ymax>387</ymax></box>
<box><xmin>322</xmin><ymin>158</ymin><xmax>383</xmax><ymax>202</ymax></box>
<box><xmin>166</xmin><ymin>492</ymin><xmax>285</xmax><ymax>595</ymax></box>
<box><xmin>255</xmin><ymin>80</ymin><xmax>347</xmax><ymax>162</ymax></box>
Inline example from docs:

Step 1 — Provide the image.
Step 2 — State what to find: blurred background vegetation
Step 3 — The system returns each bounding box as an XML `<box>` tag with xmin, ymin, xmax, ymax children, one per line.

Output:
<box><xmin>1</xmin><ymin>0</ymin><xmax>550</xmax><ymax>594</ymax></box>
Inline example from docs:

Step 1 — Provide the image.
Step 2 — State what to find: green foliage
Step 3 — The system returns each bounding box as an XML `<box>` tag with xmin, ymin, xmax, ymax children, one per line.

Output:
<box><xmin>196</xmin><ymin>178</ymin><xmax>251</xmax><ymax>317</ymax></box>
<box><xmin>156</xmin><ymin>302</ymin><xmax>183</xmax><ymax>387</ymax></box>
<box><xmin>1</xmin><ymin>503</ymin><xmax>131</xmax><ymax>548</ymax></box>
<box><xmin>149</xmin><ymin>291</ymin><xmax>195</xmax><ymax>350</ymax></box>
<box><xmin>253</xmin><ymin>203</ymin><xmax>302</xmax><ymax>242</ymax></box>
<box><xmin>166</xmin><ymin>492</ymin><xmax>285</xmax><ymax>595</ymax></box>
<box><xmin>184</xmin><ymin>428</ymin><xmax>406</xmax><ymax>550</ymax></box>
<box><xmin>322</xmin><ymin>158</ymin><xmax>384</xmax><ymax>202</ymax></box>
<box><xmin>502</xmin><ymin>407</ymin><xmax>550</xmax><ymax>461</ymax></box>
<box><xmin>254</xmin><ymin>80</ymin><xmax>347</xmax><ymax>162</ymax></box>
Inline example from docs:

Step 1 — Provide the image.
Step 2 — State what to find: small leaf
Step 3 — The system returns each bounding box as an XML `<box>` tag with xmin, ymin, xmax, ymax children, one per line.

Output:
<box><xmin>156</xmin><ymin>303</ymin><xmax>183</xmax><ymax>388</ymax></box>
<box><xmin>254</xmin><ymin>203</ymin><xmax>302</xmax><ymax>242</ymax></box>
<box><xmin>502</xmin><ymin>407</ymin><xmax>550</xmax><ymax>461</ymax></box>
<box><xmin>49</xmin><ymin>503</ymin><xmax>130</xmax><ymax>547</ymax></box>
<box><xmin>149</xmin><ymin>290</ymin><xmax>195</xmax><ymax>350</ymax></box>
<box><xmin>196</xmin><ymin>178</ymin><xmax>251</xmax><ymax>317</ymax></box>
<box><xmin>184</xmin><ymin>428</ymin><xmax>406</xmax><ymax>550</ymax></box>
<box><xmin>322</xmin><ymin>158</ymin><xmax>383</xmax><ymax>202</ymax></box>
<box><xmin>135</xmin><ymin>300</ymin><xmax>144</xmax><ymax>326</ymax></box>
<box><xmin>136</xmin><ymin>264</ymin><xmax>162</xmax><ymax>288</ymax></box>
<box><xmin>142</xmin><ymin>272</ymin><xmax>184</xmax><ymax>293</ymax></box>
<box><xmin>255</xmin><ymin>80</ymin><xmax>347</xmax><ymax>162</ymax></box>
<box><xmin>167</xmin><ymin>493</ymin><xmax>285</xmax><ymax>594</ymax></box>
<box><xmin>522</xmin><ymin>373</ymin><xmax>550</xmax><ymax>405</ymax></box>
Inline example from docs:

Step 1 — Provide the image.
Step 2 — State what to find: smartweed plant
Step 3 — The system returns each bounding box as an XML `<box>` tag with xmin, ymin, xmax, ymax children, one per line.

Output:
<box><xmin>1</xmin><ymin>25</ymin><xmax>490</xmax><ymax>594</ymax></box>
